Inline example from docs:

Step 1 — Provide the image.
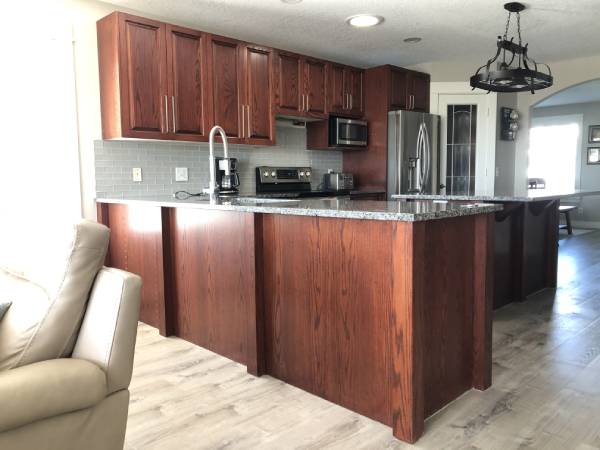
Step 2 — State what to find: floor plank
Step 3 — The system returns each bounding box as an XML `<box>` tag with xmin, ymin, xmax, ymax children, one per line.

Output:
<box><xmin>125</xmin><ymin>230</ymin><xmax>600</xmax><ymax>449</ymax></box>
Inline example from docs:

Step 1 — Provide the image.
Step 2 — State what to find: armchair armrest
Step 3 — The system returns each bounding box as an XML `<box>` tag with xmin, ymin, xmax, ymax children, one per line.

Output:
<box><xmin>0</xmin><ymin>359</ymin><xmax>107</xmax><ymax>433</ymax></box>
<box><xmin>72</xmin><ymin>267</ymin><xmax>141</xmax><ymax>394</ymax></box>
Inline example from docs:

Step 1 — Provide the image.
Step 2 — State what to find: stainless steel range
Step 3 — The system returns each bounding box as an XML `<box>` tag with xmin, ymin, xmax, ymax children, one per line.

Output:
<box><xmin>256</xmin><ymin>166</ymin><xmax>346</xmax><ymax>198</ymax></box>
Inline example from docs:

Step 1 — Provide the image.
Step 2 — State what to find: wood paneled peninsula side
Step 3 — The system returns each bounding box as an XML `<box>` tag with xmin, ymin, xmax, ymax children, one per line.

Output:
<box><xmin>96</xmin><ymin>197</ymin><xmax>500</xmax><ymax>443</ymax></box>
<box><xmin>395</xmin><ymin>188</ymin><xmax>600</xmax><ymax>309</ymax></box>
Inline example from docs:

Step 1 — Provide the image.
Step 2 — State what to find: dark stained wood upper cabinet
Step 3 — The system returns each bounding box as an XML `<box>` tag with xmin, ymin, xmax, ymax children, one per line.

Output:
<box><xmin>241</xmin><ymin>44</ymin><xmax>275</xmax><ymax>145</ymax></box>
<box><xmin>98</xmin><ymin>12</ymin><xmax>168</xmax><ymax>139</ymax></box>
<box><xmin>273</xmin><ymin>51</ymin><xmax>302</xmax><ymax>116</ymax></box>
<box><xmin>304</xmin><ymin>58</ymin><xmax>327</xmax><ymax>118</ymax></box>
<box><xmin>387</xmin><ymin>66</ymin><xmax>430</xmax><ymax>113</ymax></box>
<box><xmin>326</xmin><ymin>63</ymin><xmax>364</xmax><ymax>118</ymax></box>
<box><xmin>409</xmin><ymin>72</ymin><xmax>430</xmax><ymax>112</ymax></box>
<box><xmin>390</xmin><ymin>68</ymin><xmax>409</xmax><ymax>110</ymax></box>
<box><xmin>207</xmin><ymin>35</ymin><xmax>244</xmax><ymax>142</ymax></box>
<box><xmin>346</xmin><ymin>67</ymin><xmax>364</xmax><ymax>117</ymax></box>
<box><xmin>273</xmin><ymin>50</ymin><xmax>327</xmax><ymax>119</ymax></box>
<box><xmin>98</xmin><ymin>12</ymin><xmax>211</xmax><ymax>141</ymax></box>
<box><xmin>328</xmin><ymin>63</ymin><xmax>346</xmax><ymax>114</ymax></box>
<box><xmin>166</xmin><ymin>25</ymin><xmax>210</xmax><ymax>141</ymax></box>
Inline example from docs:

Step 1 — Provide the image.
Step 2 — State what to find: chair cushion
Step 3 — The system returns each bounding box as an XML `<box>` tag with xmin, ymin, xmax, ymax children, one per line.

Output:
<box><xmin>0</xmin><ymin>220</ymin><xmax>109</xmax><ymax>371</ymax></box>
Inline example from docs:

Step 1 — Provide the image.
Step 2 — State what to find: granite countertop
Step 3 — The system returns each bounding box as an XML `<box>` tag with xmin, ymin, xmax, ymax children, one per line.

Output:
<box><xmin>96</xmin><ymin>195</ymin><xmax>501</xmax><ymax>222</ymax></box>
<box><xmin>393</xmin><ymin>188</ymin><xmax>600</xmax><ymax>203</ymax></box>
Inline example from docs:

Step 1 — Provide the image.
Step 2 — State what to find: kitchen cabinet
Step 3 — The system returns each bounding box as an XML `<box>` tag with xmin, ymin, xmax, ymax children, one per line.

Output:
<box><xmin>166</xmin><ymin>25</ymin><xmax>210</xmax><ymax>140</ymax></box>
<box><xmin>240</xmin><ymin>44</ymin><xmax>275</xmax><ymax>145</ymax></box>
<box><xmin>327</xmin><ymin>63</ymin><xmax>364</xmax><ymax>117</ymax></box>
<box><xmin>97</xmin><ymin>12</ymin><xmax>210</xmax><ymax>141</ymax></box>
<box><xmin>207</xmin><ymin>36</ymin><xmax>275</xmax><ymax>145</ymax></box>
<box><xmin>98</xmin><ymin>13</ymin><xmax>168</xmax><ymax>140</ymax></box>
<box><xmin>206</xmin><ymin>35</ymin><xmax>244</xmax><ymax>142</ymax></box>
<box><xmin>273</xmin><ymin>51</ymin><xmax>327</xmax><ymax>119</ymax></box>
<box><xmin>387</xmin><ymin>66</ymin><xmax>430</xmax><ymax>113</ymax></box>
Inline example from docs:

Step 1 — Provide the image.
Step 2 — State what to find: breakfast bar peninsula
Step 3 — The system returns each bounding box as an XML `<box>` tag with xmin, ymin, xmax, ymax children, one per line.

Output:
<box><xmin>96</xmin><ymin>196</ymin><xmax>500</xmax><ymax>443</ymax></box>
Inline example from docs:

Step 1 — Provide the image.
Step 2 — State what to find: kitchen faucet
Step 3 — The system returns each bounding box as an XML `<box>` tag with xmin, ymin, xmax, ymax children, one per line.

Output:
<box><xmin>203</xmin><ymin>125</ymin><xmax>230</xmax><ymax>195</ymax></box>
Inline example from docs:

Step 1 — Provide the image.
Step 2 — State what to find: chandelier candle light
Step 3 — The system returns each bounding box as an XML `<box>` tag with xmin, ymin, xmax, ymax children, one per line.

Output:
<box><xmin>470</xmin><ymin>2</ymin><xmax>553</xmax><ymax>94</ymax></box>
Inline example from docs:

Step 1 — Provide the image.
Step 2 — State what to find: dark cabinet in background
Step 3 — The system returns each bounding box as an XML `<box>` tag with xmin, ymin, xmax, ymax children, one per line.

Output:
<box><xmin>327</xmin><ymin>63</ymin><xmax>364</xmax><ymax>117</ymax></box>
<box><xmin>388</xmin><ymin>65</ymin><xmax>430</xmax><ymax>113</ymax></box>
<box><xmin>273</xmin><ymin>51</ymin><xmax>327</xmax><ymax>120</ymax></box>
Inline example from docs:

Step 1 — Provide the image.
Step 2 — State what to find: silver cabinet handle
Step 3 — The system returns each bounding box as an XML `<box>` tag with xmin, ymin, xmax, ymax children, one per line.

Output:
<box><xmin>246</xmin><ymin>105</ymin><xmax>251</xmax><ymax>138</ymax></box>
<box><xmin>350</xmin><ymin>94</ymin><xmax>353</xmax><ymax>111</ymax></box>
<box><xmin>411</xmin><ymin>95</ymin><xmax>415</xmax><ymax>110</ymax></box>
<box><xmin>345</xmin><ymin>93</ymin><xmax>349</xmax><ymax>110</ymax></box>
<box><xmin>241</xmin><ymin>104</ymin><xmax>245</xmax><ymax>138</ymax></box>
<box><xmin>171</xmin><ymin>96</ymin><xmax>176</xmax><ymax>133</ymax></box>
<box><xmin>163</xmin><ymin>95</ymin><xmax>168</xmax><ymax>133</ymax></box>
<box><xmin>300</xmin><ymin>94</ymin><xmax>304</xmax><ymax>112</ymax></box>
<box><xmin>306</xmin><ymin>94</ymin><xmax>309</xmax><ymax>112</ymax></box>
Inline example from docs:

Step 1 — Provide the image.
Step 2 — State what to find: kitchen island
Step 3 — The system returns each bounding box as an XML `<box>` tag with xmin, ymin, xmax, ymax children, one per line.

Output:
<box><xmin>395</xmin><ymin>189</ymin><xmax>600</xmax><ymax>309</ymax></box>
<box><xmin>96</xmin><ymin>196</ymin><xmax>500</xmax><ymax>443</ymax></box>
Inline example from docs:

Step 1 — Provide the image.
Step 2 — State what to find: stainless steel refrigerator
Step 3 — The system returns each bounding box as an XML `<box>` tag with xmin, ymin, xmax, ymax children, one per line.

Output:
<box><xmin>387</xmin><ymin>110</ymin><xmax>441</xmax><ymax>198</ymax></box>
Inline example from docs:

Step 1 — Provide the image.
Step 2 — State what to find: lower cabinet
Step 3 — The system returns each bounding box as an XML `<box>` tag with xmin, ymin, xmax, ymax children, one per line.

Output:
<box><xmin>97</xmin><ymin>203</ymin><xmax>257</xmax><ymax>366</ymax></box>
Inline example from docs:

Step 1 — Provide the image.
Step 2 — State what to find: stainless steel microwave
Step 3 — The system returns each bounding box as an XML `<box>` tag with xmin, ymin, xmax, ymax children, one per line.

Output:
<box><xmin>329</xmin><ymin>117</ymin><xmax>368</xmax><ymax>148</ymax></box>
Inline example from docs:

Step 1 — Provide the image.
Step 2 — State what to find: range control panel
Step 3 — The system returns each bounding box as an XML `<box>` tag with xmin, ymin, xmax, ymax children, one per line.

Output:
<box><xmin>257</xmin><ymin>166</ymin><xmax>312</xmax><ymax>184</ymax></box>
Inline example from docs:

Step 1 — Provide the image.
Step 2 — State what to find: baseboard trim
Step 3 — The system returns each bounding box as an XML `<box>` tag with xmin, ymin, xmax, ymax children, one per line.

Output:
<box><xmin>571</xmin><ymin>220</ymin><xmax>600</xmax><ymax>230</ymax></box>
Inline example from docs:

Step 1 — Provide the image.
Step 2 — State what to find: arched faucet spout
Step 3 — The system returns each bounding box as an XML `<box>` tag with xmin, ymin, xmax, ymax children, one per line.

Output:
<box><xmin>203</xmin><ymin>125</ymin><xmax>230</xmax><ymax>195</ymax></box>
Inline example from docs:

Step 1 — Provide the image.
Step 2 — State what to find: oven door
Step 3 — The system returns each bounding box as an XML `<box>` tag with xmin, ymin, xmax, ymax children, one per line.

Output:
<box><xmin>330</xmin><ymin>117</ymin><xmax>368</xmax><ymax>147</ymax></box>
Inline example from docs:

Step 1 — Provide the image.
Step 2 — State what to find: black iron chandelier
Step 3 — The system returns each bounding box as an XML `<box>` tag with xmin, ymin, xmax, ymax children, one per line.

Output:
<box><xmin>470</xmin><ymin>2</ymin><xmax>553</xmax><ymax>94</ymax></box>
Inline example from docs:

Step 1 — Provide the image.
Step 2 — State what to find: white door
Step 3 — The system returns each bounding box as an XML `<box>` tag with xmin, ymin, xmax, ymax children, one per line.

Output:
<box><xmin>437</xmin><ymin>94</ymin><xmax>495</xmax><ymax>196</ymax></box>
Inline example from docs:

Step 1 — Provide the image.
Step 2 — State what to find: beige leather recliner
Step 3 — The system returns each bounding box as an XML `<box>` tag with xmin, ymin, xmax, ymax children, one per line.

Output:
<box><xmin>0</xmin><ymin>220</ymin><xmax>141</xmax><ymax>450</ymax></box>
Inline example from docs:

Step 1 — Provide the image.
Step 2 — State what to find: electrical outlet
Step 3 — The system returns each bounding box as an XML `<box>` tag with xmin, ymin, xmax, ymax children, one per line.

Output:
<box><xmin>132</xmin><ymin>167</ymin><xmax>142</xmax><ymax>182</ymax></box>
<box><xmin>175</xmin><ymin>167</ymin><xmax>188</xmax><ymax>182</ymax></box>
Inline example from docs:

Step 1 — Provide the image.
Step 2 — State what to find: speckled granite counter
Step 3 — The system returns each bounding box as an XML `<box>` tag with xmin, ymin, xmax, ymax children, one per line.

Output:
<box><xmin>393</xmin><ymin>188</ymin><xmax>600</xmax><ymax>202</ymax></box>
<box><xmin>96</xmin><ymin>196</ymin><xmax>501</xmax><ymax>222</ymax></box>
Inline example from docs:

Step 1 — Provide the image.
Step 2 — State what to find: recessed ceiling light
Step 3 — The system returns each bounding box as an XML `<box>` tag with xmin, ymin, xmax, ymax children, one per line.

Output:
<box><xmin>403</xmin><ymin>37</ymin><xmax>422</xmax><ymax>43</ymax></box>
<box><xmin>280</xmin><ymin>0</ymin><xmax>302</xmax><ymax>3</ymax></box>
<box><xmin>346</xmin><ymin>14</ymin><xmax>384</xmax><ymax>28</ymax></box>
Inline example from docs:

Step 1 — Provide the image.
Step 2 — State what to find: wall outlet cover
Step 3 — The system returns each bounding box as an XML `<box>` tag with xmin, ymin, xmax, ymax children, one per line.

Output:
<box><xmin>132</xmin><ymin>167</ymin><xmax>142</xmax><ymax>182</ymax></box>
<box><xmin>175</xmin><ymin>167</ymin><xmax>189</xmax><ymax>182</ymax></box>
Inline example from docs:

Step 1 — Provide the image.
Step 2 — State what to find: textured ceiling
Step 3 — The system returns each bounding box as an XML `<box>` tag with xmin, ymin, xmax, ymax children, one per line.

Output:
<box><xmin>535</xmin><ymin>79</ymin><xmax>600</xmax><ymax>108</ymax></box>
<box><xmin>101</xmin><ymin>0</ymin><xmax>600</xmax><ymax>68</ymax></box>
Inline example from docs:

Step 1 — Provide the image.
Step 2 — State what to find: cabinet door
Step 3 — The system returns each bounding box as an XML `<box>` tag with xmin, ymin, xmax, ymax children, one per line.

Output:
<box><xmin>409</xmin><ymin>72</ymin><xmax>430</xmax><ymax>112</ymax></box>
<box><xmin>346</xmin><ymin>68</ymin><xmax>364</xmax><ymax>117</ymax></box>
<box><xmin>118</xmin><ymin>15</ymin><xmax>168</xmax><ymax>139</ymax></box>
<box><xmin>207</xmin><ymin>35</ymin><xmax>243</xmax><ymax>141</ymax></box>
<box><xmin>273</xmin><ymin>51</ymin><xmax>302</xmax><ymax>115</ymax></box>
<box><xmin>304</xmin><ymin>58</ymin><xmax>327</xmax><ymax>118</ymax></box>
<box><xmin>242</xmin><ymin>45</ymin><xmax>275</xmax><ymax>145</ymax></box>
<box><xmin>166</xmin><ymin>25</ymin><xmax>209</xmax><ymax>141</ymax></box>
<box><xmin>328</xmin><ymin>63</ymin><xmax>346</xmax><ymax>115</ymax></box>
<box><xmin>389</xmin><ymin>68</ymin><xmax>409</xmax><ymax>110</ymax></box>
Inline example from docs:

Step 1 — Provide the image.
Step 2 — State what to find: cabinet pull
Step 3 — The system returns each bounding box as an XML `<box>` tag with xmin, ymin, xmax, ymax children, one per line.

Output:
<box><xmin>411</xmin><ymin>95</ymin><xmax>415</xmax><ymax>110</ymax></box>
<box><xmin>246</xmin><ymin>105</ymin><xmax>251</xmax><ymax>138</ymax></box>
<box><xmin>163</xmin><ymin>95</ymin><xmax>168</xmax><ymax>133</ymax></box>
<box><xmin>240</xmin><ymin>104</ymin><xmax>244</xmax><ymax>138</ymax></box>
<box><xmin>344</xmin><ymin>93</ymin><xmax>348</xmax><ymax>110</ymax></box>
<box><xmin>350</xmin><ymin>94</ymin><xmax>353</xmax><ymax>111</ymax></box>
<box><xmin>171</xmin><ymin>96</ymin><xmax>176</xmax><ymax>133</ymax></box>
<box><xmin>301</xmin><ymin>94</ymin><xmax>306</xmax><ymax>112</ymax></box>
<box><xmin>306</xmin><ymin>94</ymin><xmax>309</xmax><ymax>112</ymax></box>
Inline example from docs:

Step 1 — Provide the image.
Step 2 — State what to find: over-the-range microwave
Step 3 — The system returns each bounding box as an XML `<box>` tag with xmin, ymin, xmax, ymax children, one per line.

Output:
<box><xmin>329</xmin><ymin>116</ymin><xmax>368</xmax><ymax>148</ymax></box>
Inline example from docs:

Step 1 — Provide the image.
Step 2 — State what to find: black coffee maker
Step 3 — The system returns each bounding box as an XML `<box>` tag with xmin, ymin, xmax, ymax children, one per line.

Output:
<box><xmin>215</xmin><ymin>157</ymin><xmax>240</xmax><ymax>196</ymax></box>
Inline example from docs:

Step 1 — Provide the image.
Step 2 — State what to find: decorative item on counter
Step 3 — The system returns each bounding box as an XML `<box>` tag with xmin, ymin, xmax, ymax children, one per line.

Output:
<box><xmin>589</xmin><ymin>125</ymin><xmax>600</xmax><ymax>143</ymax></box>
<box><xmin>500</xmin><ymin>107</ymin><xmax>519</xmax><ymax>140</ymax></box>
<box><xmin>588</xmin><ymin>148</ymin><xmax>600</xmax><ymax>165</ymax></box>
<box><xmin>470</xmin><ymin>2</ymin><xmax>553</xmax><ymax>94</ymax></box>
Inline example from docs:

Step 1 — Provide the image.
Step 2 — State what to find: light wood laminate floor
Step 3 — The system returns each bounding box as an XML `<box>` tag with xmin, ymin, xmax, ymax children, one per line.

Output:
<box><xmin>125</xmin><ymin>230</ymin><xmax>600</xmax><ymax>450</ymax></box>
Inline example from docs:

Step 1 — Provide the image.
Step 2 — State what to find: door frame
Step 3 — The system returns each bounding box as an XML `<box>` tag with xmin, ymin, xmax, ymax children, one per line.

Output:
<box><xmin>430</xmin><ymin>83</ymin><xmax>497</xmax><ymax>196</ymax></box>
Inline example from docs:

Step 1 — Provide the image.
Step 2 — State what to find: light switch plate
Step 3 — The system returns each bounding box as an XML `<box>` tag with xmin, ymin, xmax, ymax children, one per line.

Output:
<box><xmin>175</xmin><ymin>167</ymin><xmax>188</xmax><ymax>182</ymax></box>
<box><xmin>132</xmin><ymin>167</ymin><xmax>142</xmax><ymax>182</ymax></box>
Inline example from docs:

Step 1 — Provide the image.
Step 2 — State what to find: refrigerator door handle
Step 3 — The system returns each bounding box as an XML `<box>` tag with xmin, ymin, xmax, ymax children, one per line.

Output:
<box><xmin>417</xmin><ymin>122</ymin><xmax>425</xmax><ymax>192</ymax></box>
<box><xmin>422</xmin><ymin>122</ymin><xmax>431</xmax><ymax>192</ymax></box>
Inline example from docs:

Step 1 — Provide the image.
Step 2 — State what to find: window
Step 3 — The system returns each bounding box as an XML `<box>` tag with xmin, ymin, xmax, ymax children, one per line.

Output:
<box><xmin>528</xmin><ymin>115</ymin><xmax>581</xmax><ymax>192</ymax></box>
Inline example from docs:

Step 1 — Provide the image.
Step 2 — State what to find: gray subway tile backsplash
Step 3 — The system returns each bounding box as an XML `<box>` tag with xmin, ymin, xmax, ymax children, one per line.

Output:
<box><xmin>94</xmin><ymin>125</ymin><xmax>343</xmax><ymax>198</ymax></box>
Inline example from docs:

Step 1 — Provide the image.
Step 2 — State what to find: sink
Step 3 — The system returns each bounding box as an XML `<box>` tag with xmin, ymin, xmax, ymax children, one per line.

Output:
<box><xmin>232</xmin><ymin>197</ymin><xmax>300</xmax><ymax>204</ymax></box>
